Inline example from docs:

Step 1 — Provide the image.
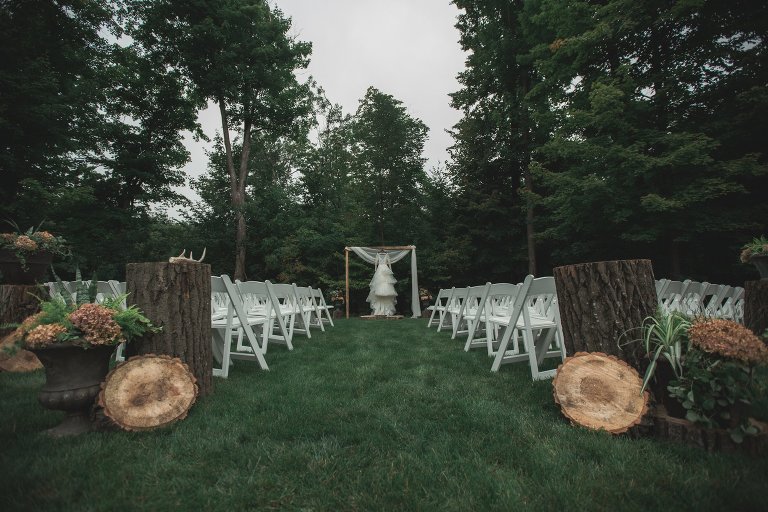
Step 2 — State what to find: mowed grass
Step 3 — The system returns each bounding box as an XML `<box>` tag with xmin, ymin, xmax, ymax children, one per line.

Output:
<box><xmin>1</xmin><ymin>318</ymin><xmax>766</xmax><ymax>511</ymax></box>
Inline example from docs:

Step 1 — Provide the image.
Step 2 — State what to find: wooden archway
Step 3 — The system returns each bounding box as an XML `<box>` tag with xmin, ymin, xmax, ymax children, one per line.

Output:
<box><xmin>344</xmin><ymin>246</ymin><xmax>416</xmax><ymax>319</ymax></box>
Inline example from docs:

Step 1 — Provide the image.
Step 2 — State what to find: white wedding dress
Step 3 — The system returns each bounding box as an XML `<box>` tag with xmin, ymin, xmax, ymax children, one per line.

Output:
<box><xmin>366</xmin><ymin>253</ymin><xmax>397</xmax><ymax>316</ymax></box>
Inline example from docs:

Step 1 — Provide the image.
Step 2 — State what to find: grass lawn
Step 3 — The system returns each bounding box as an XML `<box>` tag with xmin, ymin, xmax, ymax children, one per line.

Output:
<box><xmin>1</xmin><ymin>318</ymin><xmax>766</xmax><ymax>511</ymax></box>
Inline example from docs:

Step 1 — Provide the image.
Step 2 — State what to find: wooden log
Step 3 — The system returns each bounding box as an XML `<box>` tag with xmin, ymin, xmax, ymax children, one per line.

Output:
<box><xmin>0</xmin><ymin>284</ymin><xmax>43</xmax><ymax>372</ymax></box>
<box><xmin>553</xmin><ymin>259</ymin><xmax>657</xmax><ymax>370</ymax></box>
<box><xmin>125</xmin><ymin>262</ymin><xmax>212</xmax><ymax>397</ymax></box>
<box><xmin>744</xmin><ymin>280</ymin><xmax>768</xmax><ymax>340</ymax></box>
<box><xmin>552</xmin><ymin>352</ymin><xmax>649</xmax><ymax>434</ymax></box>
<box><xmin>650</xmin><ymin>410</ymin><xmax>768</xmax><ymax>456</ymax></box>
<box><xmin>98</xmin><ymin>354</ymin><xmax>198</xmax><ymax>431</ymax></box>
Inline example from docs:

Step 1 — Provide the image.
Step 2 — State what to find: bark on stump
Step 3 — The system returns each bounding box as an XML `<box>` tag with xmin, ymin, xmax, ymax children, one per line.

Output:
<box><xmin>744</xmin><ymin>280</ymin><xmax>768</xmax><ymax>340</ymax></box>
<box><xmin>125</xmin><ymin>262</ymin><xmax>212</xmax><ymax>396</ymax></box>
<box><xmin>0</xmin><ymin>284</ymin><xmax>43</xmax><ymax>372</ymax></box>
<box><xmin>553</xmin><ymin>259</ymin><xmax>657</xmax><ymax>371</ymax></box>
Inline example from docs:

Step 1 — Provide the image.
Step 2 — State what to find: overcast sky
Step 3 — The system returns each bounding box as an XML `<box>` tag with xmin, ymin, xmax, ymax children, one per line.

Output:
<box><xmin>177</xmin><ymin>0</ymin><xmax>467</xmax><ymax>205</ymax></box>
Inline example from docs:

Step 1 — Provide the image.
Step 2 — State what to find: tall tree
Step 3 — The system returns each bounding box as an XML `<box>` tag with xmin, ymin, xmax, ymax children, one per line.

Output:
<box><xmin>131</xmin><ymin>0</ymin><xmax>312</xmax><ymax>279</ymax></box>
<box><xmin>450</xmin><ymin>0</ymin><xmax>545</xmax><ymax>277</ymax></box>
<box><xmin>350</xmin><ymin>87</ymin><xmax>429</xmax><ymax>246</ymax></box>
<box><xmin>0</xmin><ymin>0</ymin><xmax>113</xmax><ymax>221</ymax></box>
<box><xmin>531</xmin><ymin>0</ymin><xmax>768</xmax><ymax>281</ymax></box>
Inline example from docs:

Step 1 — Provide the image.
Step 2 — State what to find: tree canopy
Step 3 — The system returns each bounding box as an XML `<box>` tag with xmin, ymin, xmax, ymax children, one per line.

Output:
<box><xmin>2</xmin><ymin>0</ymin><xmax>766</xmax><ymax>311</ymax></box>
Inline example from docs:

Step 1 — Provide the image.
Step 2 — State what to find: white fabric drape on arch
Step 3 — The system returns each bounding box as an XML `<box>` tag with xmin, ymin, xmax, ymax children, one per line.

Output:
<box><xmin>347</xmin><ymin>246</ymin><xmax>421</xmax><ymax>318</ymax></box>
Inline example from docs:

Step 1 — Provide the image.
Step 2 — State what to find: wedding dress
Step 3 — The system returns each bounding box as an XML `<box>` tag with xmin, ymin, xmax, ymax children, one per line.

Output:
<box><xmin>366</xmin><ymin>253</ymin><xmax>397</xmax><ymax>316</ymax></box>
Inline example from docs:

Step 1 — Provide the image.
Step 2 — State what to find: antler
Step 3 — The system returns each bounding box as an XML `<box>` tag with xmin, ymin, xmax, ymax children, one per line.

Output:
<box><xmin>169</xmin><ymin>248</ymin><xmax>206</xmax><ymax>264</ymax></box>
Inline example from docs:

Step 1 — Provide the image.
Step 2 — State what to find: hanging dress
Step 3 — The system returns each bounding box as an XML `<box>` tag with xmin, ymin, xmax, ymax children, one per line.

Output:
<box><xmin>366</xmin><ymin>253</ymin><xmax>397</xmax><ymax>316</ymax></box>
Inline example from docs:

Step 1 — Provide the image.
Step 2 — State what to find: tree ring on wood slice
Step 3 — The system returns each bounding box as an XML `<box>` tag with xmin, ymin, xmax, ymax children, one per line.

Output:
<box><xmin>98</xmin><ymin>354</ymin><xmax>198</xmax><ymax>431</ymax></box>
<box><xmin>552</xmin><ymin>352</ymin><xmax>649</xmax><ymax>434</ymax></box>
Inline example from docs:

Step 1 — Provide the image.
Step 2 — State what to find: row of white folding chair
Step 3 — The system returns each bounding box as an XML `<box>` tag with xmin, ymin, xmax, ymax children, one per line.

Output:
<box><xmin>221</xmin><ymin>281</ymin><xmax>335</xmax><ymax>370</ymax></box>
<box><xmin>265</xmin><ymin>283</ymin><xmax>335</xmax><ymax>337</ymax></box>
<box><xmin>431</xmin><ymin>277</ymin><xmax>566</xmax><ymax>380</ymax></box>
<box><xmin>656</xmin><ymin>278</ymin><xmax>744</xmax><ymax>322</ymax></box>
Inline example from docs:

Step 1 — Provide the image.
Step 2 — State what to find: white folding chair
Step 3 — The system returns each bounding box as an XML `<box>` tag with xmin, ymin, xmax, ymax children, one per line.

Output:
<box><xmin>655</xmin><ymin>279</ymin><xmax>670</xmax><ymax>300</ymax></box>
<box><xmin>426</xmin><ymin>288</ymin><xmax>450</xmax><ymax>328</ymax></box>
<box><xmin>490</xmin><ymin>275</ymin><xmax>566</xmax><ymax>380</ymax></box>
<box><xmin>437</xmin><ymin>287</ymin><xmax>458</xmax><ymax>332</ymax></box>
<box><xmin>211</xmin><ymin>275</ymin><xmax>269</xmax><ymax>377</ymax></box>
<box><xmin>679</xmin><ymin>281</ymin><xmax>707</xmax><ymax>317</ymax></box>
<box><xmin>461</xmin><ymin>283</ymin><xmax>492</xmax><ymax>352</ymax></box>
<box><xmin>311</xmin><ymin>287</ymin><xmax>335</xmax><ymax>328</ymax></box>
<box><xmin>732</xmin><ymin>287</ymin><xmax>745</xmax><ymax>324</ymax></box>
<box><xmin>293</xmin><ymin>284</ymin><xmax>321</xmax><ymax>333</ymax></box>
<box><xmin>481</xmin><ymin>283</ymin><xmax>523</xmax><ymax>356</ymax></box>
<box><xmin>236</xmin><ymin>280</ymin><xmax>292</xmax><ymax>353</ymax></box>
<box><xmin>266</xmin><ymin>283</ymin><xmax>302</xmax><ymax>343</ymax></box>
<box><xmin>703</xmin><ymin>284</ymin><xmax>730</xmax><ymax>318</ymax></box>
<box><xmin>452</xmin><ymin>285</ymin><xmax>487</xmax><ymax>340</ymax></box>
<box><xmin>658</xmin><ymin>279</ymin><xmax>692</xmax><ymax>314</ymax></box>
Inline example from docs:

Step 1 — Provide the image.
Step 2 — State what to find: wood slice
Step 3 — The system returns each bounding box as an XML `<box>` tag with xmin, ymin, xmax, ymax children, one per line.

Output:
<box><xmin>553</xmin><ymin>352</ymin><xmax>649</xmax><ymax>434</ymax></box>
<box><xmin>98</xmin><ymin>354</ymin><xmax>198</xmax><ymax>431</ymax></box>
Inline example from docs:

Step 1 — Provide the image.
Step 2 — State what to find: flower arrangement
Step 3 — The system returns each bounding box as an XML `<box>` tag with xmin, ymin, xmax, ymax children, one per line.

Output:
<box><xmin>0</xmin><ymin>222</ymin><xmax>69</xmax><ymax>269</ymax></box>
<box><xmin>7</xmin><ymin>273</ymin><xmax>158</xmax><ymax>351</ymax></box>
<box><xmin>668</xmin><ymin>318</ymin><xmax>768</xmax><ymax>442</ymax></box>
<box><xmin>740</xmin><ymin>235</ymin><xmax>768</xmax><ymax>263</ymax></box>
<box><xmin>329</xmin><ymin>289</ymin><xmax>344</xmax><ymax>305</ymax></box>
<box><xmin>631</xmin><ymin>311</ymin><xmax>768</xmax><ymax>443</ymax></box>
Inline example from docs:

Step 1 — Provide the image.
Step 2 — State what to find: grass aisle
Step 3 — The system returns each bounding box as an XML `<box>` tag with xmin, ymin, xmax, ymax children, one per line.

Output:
<box><xmin>1</xmin><ymin>318</ymin><xmax>765</xmax><ymax>511</ymax></box>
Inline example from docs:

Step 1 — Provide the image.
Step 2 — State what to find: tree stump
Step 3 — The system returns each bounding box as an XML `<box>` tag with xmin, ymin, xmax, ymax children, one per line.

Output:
<box><xmin>0</xmin><ymin>284</ymin><xmax>43</xmax><ymax>372</ymax></box>
<box><xmin>125</xmin><ymin>262</ymin><xmax>212</xmax><ymax>396</ymax></box>
<box><xmin>553</xmin><ymin>259</ymin><xmax>657</xmax><ymax>370</ymax></box>
<box><xmin>744</xmin><ymin>280</ymin><xmax>768</xmax><ymax>341</ymax></box>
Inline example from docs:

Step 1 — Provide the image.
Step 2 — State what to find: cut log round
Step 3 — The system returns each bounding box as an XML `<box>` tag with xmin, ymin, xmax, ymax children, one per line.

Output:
<box><xmin>98</xmin><ymin>354</ymin><xmax>198</xmax><ymax>431</ymax></box>
<box><xmin>553</xmin><ymin>352</ymin><xmax>649</xmax><ymax>434</ymax></box>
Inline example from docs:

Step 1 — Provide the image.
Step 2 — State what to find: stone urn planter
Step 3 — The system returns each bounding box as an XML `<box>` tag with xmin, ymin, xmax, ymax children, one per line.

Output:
<box><xmin>30</xmin><ymin>343</ymin><xmax>115</xmax><ymax>437</ymax></box>
<box><xmin>647</xmin><ymin>359</ymin><xmax>687</xmax><ymax>419</ymax></box>
<box><xmin>749</xmin><ymin>253</ymin><xmax>768</xmax><ymax>280</ymax></box>
<box><xmin>0</xmin><ymin>249</ymin><xmax>53</xmax><ymax>284</ymax></box>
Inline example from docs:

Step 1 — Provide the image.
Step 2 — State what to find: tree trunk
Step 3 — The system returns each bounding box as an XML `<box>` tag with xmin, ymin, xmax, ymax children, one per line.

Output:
<box><xmin>125</xmin><ymin>262</ymin><xmax>212</xmax><ymax>397</ymax></box>
<box><xmin>744</xmin><ymin>280</ymin><xmax>768</xmax><ymax>341</ymax></box>
<box><xmin>553</xmin><ymin>259</ymin><xmax>657</xmax><ymax>370</ymax></box>
<box><xmin>0</xmin><ymin>284</ymin><xmax>43</xmax><ymax>372</ymax></box>
<box><xmin>524</xmin><ymin>172</ymin><xmax>537</xmax><ymax>276</ymax></box>
<box><xmin>234</xmin><ymin>206</ymin><xmax>247</xmax><ymax>281</ymax></box>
